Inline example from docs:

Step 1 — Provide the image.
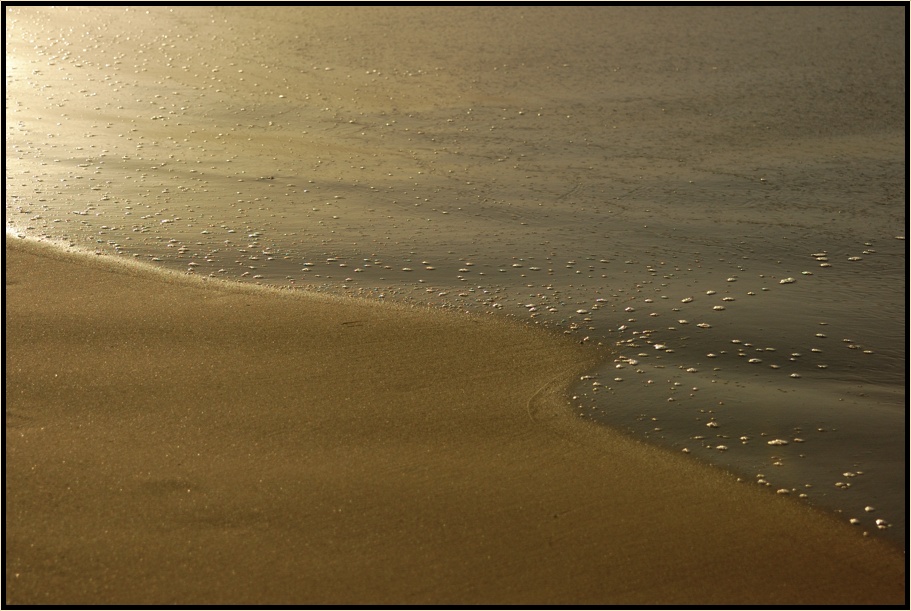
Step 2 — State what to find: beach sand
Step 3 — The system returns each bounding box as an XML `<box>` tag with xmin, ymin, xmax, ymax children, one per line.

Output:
<box><xmin>6</xmin><ymin>4</ymin><xmax>906</xmax><ymax>546</ymax></box>
<box><xmin>4</xmin><ymin>236</ymin><xmax>905</xmax><ymax>605</ymax></box>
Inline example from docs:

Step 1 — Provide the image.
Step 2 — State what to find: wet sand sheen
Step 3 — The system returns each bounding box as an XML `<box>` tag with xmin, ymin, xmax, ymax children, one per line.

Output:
<box><xmin>5</xmin><ymin>237</ymin><xmax>905</xmax><ymax>605</ymax></box>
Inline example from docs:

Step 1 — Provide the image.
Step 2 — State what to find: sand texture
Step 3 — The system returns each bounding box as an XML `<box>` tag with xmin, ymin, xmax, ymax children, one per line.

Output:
<box><xmin>4</xmin><ymin>237</ymin><xmax>906</xmax><ymax>606</ymax></box>
<box><xmin>6</xmin><ymin>5</ymin><xmax>906</xmax><ymax>541</ymax></box>
<box><xmin>6</xmin><ymin>6</ymin><xmax>905</xmax><ymax>535</ymax></box>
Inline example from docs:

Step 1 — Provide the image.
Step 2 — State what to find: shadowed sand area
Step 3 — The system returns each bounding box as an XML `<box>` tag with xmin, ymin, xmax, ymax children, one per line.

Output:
<box><xmin>4</xmin><ymin>236</ymin><xmax>906</xmax><ymax>605</ymax></box>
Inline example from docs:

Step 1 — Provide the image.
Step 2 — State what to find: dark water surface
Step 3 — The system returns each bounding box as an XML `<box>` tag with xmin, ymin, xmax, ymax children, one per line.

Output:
<box><xmin>6</xmin><ymin>6</ymin><xmax>905</xmax><ymax>544</ymax></box>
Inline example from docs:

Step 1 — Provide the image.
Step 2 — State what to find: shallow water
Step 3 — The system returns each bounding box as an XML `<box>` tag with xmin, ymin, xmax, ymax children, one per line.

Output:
<box><xmin>6</xmin><ymin>6</ymin><xmax>906</xmax><ymax>544</ymax></box>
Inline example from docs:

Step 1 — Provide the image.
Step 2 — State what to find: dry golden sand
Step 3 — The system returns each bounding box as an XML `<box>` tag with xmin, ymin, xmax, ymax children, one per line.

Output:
<box><xmin>4</xmin><ymin>237</ymin><xmax>906</xmax><ymax>606</ymax></box>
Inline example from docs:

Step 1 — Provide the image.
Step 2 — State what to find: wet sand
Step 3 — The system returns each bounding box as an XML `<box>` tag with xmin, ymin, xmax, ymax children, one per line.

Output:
<box><xmin>5</xmin><ymin>5</ymin><xmax>907</xmax><ymax>604</ymax></box>
<box><xmin>6</xmin><ymin>6</ymin><xmax>905</xmax><ymax>538</ymax></box>
<box><xmin>4</xmin><ymin>236</ymin><xmax>906</xmax><ymax>606</ymax></box>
